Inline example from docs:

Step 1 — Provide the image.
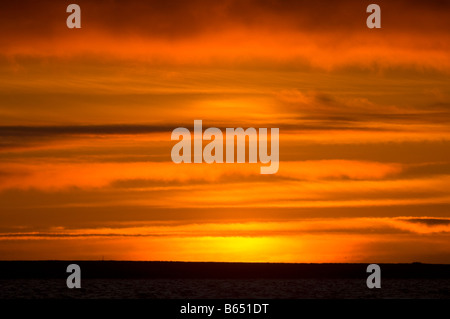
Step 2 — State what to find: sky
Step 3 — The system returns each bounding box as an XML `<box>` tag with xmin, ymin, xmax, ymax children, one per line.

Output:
<box><xmin>0</xmin><ymin>0</ymin><xmax>450</xmax><ymax>262</ymax></box>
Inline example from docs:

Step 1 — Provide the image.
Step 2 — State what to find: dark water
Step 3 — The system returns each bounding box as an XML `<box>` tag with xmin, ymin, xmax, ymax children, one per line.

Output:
<box><xmin>1</xmin><ymin>278</ymin><xmax>450</xmax><ymax>299</ymax></box>
<box><xmin>1</xmin><ymin>262</ymin><xmax>450</xmax><ymax>299</ymax></box>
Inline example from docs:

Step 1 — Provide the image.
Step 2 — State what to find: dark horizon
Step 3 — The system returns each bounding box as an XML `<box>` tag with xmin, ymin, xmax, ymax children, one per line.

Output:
<box><xmin>1</xmin><ymin>261</ymin><xmax>450</xmax><ymax>280</ymax></box>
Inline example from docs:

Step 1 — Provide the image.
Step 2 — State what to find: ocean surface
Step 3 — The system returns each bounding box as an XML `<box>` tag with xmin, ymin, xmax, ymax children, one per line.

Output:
<box><xmin>1</xmin><ymin>261</ymin><xmax>449</xmax><ymax>299</ymax></box>
<box><xmin>1</xmin><ymin>278</ymin><xmax>450</xmax><ymax>299</ymax></box>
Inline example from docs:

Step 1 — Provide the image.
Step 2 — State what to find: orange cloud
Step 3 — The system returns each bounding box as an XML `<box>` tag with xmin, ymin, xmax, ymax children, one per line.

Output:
<box><xmin>0</xmin><ymin>160</ymin><xmax>402</xmax><ymax>191</ymax></box>
<box><xmin>2</xmin><ymin>218</ymin><xmax>449</xmax><ymax>262</ymax></box>
<box><xmin>1</xmin><ymin>1</ymin><xmax>449</xmax><ymax>71</ymax></box>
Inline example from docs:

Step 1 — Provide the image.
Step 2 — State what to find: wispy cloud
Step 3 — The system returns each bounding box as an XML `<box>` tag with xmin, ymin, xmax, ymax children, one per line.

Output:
<box><xmin>1</xmin><ymin>218</ymin><xmax>449</xmax><ymax>262</ymax></box>
<box><xmin>1</xmin><ymin>1</ymin><xmax>449</xmax><ymax>71</ymax></box>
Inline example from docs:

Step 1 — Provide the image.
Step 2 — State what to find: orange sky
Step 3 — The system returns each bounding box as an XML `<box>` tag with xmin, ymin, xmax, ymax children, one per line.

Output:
<box><xmin>0</xmin><ymin>0</ymin><xmax>450</xmax><ymax>262</ymax></box>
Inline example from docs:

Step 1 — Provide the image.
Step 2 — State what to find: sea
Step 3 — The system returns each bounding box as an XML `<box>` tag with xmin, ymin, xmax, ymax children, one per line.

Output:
<box><xmin>1</xmin><ymin>261</ymin><xmax>449</xmax><ymax>299</ymax></box>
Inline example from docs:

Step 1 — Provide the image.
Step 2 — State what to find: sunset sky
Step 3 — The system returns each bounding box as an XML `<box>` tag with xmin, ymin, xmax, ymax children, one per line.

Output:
<box><xmin>1</xmin><ymin>0</ymin><xmax>450</xmax><ymax>262</ymax></box>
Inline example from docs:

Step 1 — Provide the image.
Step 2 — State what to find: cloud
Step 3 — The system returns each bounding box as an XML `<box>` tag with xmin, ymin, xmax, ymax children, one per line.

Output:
<box><xmin>400</xmin><ymin>217</ymin><xmax>450</xmax><ymax>226</ymax></box>
<box><xmin>387</xmin><ymin>217</ymin><xmax>450</xmax><ymax>234</ymax></box>
<box><xmin>0</xmin><ymin>124</ymin><xmax>172</xmax><ymax>137</ymax></box>
<box><xmin>276</xmin><ymin>90</ymin><xmax>450</xmax><ymax>126</ymax></box>
<box><xmin>0</xmin><ymin>1</ymin><xmax>449</xmax><ymax>71</ymax></box>
<box><xmin>2</xmin><ymin>217</ymin><xmax>450</xmax><ymax>239</ymax></box>
<box><xmin>2</xmin><ymin>0</ymin><xmax>449</xmax><ymax>38</ymax></box>
<box><xmin>0</xmin><ymin>160</ymin><xmax>403</xmax><ymax>191</ymax></box>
